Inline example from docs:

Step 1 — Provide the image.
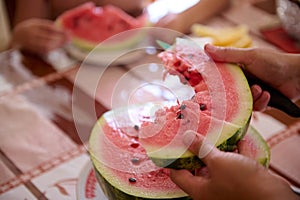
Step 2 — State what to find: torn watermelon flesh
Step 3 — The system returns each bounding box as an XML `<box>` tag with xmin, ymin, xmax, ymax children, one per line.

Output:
<box><xmin>139</xmin><ymin>39</ymin><xmax>252</xmax><ymax>163</ymax></box>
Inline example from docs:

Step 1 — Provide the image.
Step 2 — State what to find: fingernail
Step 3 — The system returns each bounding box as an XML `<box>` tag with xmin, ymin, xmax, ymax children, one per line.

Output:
<box><xmin>183</xmin><ymin>130</ymin><xmax>196</xmax><ymax>146</ymax></box>
<box><xmin>198</xmin><ymin>141</ymin><xmax>214</xmax><ymax>159</ymax></box>
<box><xmin>204</xmin><ymin>43</ymin><xmax>216</xmax><ymax>53</ymax></box>
<box><xmin>251</xmin><ymin>85</ymin><xmax>262</xmax><ymax>99</ymax></box>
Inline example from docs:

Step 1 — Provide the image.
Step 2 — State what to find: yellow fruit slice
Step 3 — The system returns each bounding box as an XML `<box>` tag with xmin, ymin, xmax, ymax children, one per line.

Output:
<box><xmin>227</xmin><ymin>34</ymin><xmax>252</xmax><ymax>48</ymax></box>
<box><xmin>191</xmin><ymin>24</ymin><xmax>251</xmax><ymax>47</ymax></box>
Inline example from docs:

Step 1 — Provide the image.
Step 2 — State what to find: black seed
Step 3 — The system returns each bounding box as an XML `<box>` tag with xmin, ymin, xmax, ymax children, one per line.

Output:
<box><xmin>177</xmin><ymin>113</ymin><xmax>184</xmax><ymax>119</ymax></box>
<box><xmin>179</xmin><ymin>104</ymin><xmax>186</xmax><ymax>110</ymax></box>
<box><xmin>133</xmin><ymin>125</ymin><xmax>139</xmax><ymax>131</ymax></box>
<box><xmin>200</xmin><ymin>103</ymin><xmax>207</xmax><ymax>111</ymax></box>
<box><xmin>129</xmin><ymin>177</ymin><xmax>136</xmax><ymax>183</ymax></box>
<box><xmin>131</xmin><ymin>157</ymin><xmax>140</xmax><ymax>164</ymax></box>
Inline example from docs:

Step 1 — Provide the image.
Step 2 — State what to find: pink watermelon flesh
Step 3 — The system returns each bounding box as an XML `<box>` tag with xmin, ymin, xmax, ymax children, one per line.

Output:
<box><xmin>101</xmin><ymin>123</ymin><xmax>176</xmax><ymax>191</ymax></box>
<box><xmin>89</xmin><ymin>104</ymin><xmax>189</xmax><ymax>198</ymax></box>
<box><xmin>57</xmin><ymin>2</ymin><xmax>146</xmax><ymax>44</ymax></box>
<box><xmin>140</xmin><ymin>39</ymin><xmax>252</xmax><ymax>156</ymax></box>
<box><xmin>136</xmin><ymin>38</ymin><xmax>254</xmax><ymax>170</ymax></box>
<box><xmin>237</xmin><ymin>126</ymin><xmax>270</xmax><ymax>167</ymax></box>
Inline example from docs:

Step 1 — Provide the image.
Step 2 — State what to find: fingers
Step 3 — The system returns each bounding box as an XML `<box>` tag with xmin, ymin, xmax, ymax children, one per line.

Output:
<box><xmin>183</xmin><ymin>130</ymin><xmax>219</xmax><ymax>165</ymax></box>
<box><xmin>251</xmin><ymin>85</ymin><xmax>270</xmax><ymax>111</ymax></box>
<box><xmin>170</xmin><ymin>169</ymin><xmax>206</xmax><ymax>195</ymax></box>
<box><xmin>253</xmin><ymin>93</ymin><xmax>270</xmax><ymax>111</ymax></box>
<box><xmin>251</xmin><ymin>85</ymin><xmax>263</xmax><ymax>101</ymax></box>
<box><xmin>204</xmin><ymin>43</ymin><xmax>253</xmax><ymax>65</ymax></box>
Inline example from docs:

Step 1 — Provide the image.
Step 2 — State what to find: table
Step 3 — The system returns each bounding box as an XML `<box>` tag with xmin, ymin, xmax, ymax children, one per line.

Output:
<box><xmin>0</xmin><ymin>1</ymin><xmax>300</xmax><ymax>199</ymax></box>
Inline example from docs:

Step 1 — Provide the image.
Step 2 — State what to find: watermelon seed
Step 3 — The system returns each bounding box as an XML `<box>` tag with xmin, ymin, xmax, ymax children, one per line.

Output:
<box><xmin>179</xmin><ymin>104</ymin><xmax>186</xmax><ymax>110</ymax></box>
<box><xmin>177</xmin><ymin>113</ymin><xmax>184</xmax><ymax>119</ymax></box>
<box><xmin>131</xmin><ymin>157</ymin><xmax>140</xmax><ymax>164</ymax></box>
<box><xmin>130</xmin><ymin>143</ymin><xmax>139</xmax><ymax>148</ymax></box>
<box><xmin>133</xmin><ymin>125</ymin><xmax>139</xmax><ymax>131</ymax></box>
<box><xmin>200</xmin><ymin>103</ymin><xmax>207</xmax><ymax>111</ymax></box>
<box><xmin>129</xmin><ymin>177</ymin><xmax>137</xmax><ymax>183</ymax></box>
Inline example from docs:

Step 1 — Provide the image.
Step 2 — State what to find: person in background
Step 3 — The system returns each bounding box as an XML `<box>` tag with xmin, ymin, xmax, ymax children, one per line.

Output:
<box><xmin>10</xmin><ymin>0</ymin><xmax>144</xmax><ymax>56</ymax></box>
<box><xmin>170</xmin><ymin>44</ymin><xmax>300</xmax><ymax>200</ymax></box>
<box><xmin>155</xmin><ymin>0</ymin><xmax>230</xmax><ymax>34</ymax></box>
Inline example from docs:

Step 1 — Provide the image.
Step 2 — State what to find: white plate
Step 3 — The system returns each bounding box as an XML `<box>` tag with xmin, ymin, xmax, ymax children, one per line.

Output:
<box><xmin>77</xmin><ymin>161</ymin><xmax>108</xmax><ymax>200</ymax></box>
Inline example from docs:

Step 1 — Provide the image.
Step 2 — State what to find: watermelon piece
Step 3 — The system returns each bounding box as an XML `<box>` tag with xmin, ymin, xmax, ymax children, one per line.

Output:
<box><xmin>89</xmin><ymin>103</ymin><xmax>191</xmax><ymax>199</ymax></box>
<box><xmin>56</xmin><ymin>2</ymin><xmax>148</xmax><ymax>51</ymax></box>
<box><xmin>89</xmin><ymin>103</ymin><xmax>269</xmax><ymax>199</ymax></box>
<box><xmin>139</xmin><ymin>38</ymin><xmax>253</xmax><ymax>169</ymax></box>
<box><xmin>238</xmin><ymin>126</ymin><xmax>270</xmax><ymax>167</ymax></box>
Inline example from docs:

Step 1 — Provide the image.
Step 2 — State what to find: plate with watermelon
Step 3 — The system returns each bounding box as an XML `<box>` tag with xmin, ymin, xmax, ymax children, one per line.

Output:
<box><xmin>56</xmin><ymin>2</ymin><xmax>149</xmax><ymax>65</ymax></box>
<box><xmin>87</xmin><ymin>37</ymin><xmax>270</xmax><ymax>199</ymax></box>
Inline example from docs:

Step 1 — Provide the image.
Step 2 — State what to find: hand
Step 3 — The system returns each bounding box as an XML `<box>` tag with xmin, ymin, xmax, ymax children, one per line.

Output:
<box><xmin>12</xmin><ymin>18</ymin><xmax>69</xmax><ymax>55</ymax></box>
<box><xmin>204</xmin><ymin>44</ymin><xmax>300</xmax><ymax>111</ymax></box>
<box><xmin>170</xmin><ymin>131</ymin><xmax>298</xmax><ymax>200</ymax></box>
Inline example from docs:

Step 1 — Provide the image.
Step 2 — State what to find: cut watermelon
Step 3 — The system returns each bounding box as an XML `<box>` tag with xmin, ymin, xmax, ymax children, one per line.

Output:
<box><xmin>88</xmin><ymin>37</ymin><xmax>270</xmax><ymax>199</ymax></box>
<box><xmin>89</xmin><ymin>103</ymin><xmax>191</xmax><ymax>199</ymax></box>
<box><xmin>139</xmin><ymin>38</ymin><xmax>253</xmax><ymax>169</ymax></box>
<box><xmin>56</xmin><ymin>2</ymin><xmax>148</xmax><ymax>51</ymax></box>
<box><xmin>238</xmin><ymin>126</ymin><xmax>270</xmax><ymax>167</ymax></box>
<box><xmin>89</xmin><ymin>103</ymin><xmax>269</xmax><ymax>199</ymax></box>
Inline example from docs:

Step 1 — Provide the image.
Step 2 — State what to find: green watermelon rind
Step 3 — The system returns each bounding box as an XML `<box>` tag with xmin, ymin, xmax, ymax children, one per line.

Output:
<box><xmin>149</xmin><ymin>119</ymin><xmax>251</xmax><ymax>170</ymax></box>
<box><xmin>89</xmin><ymin>106</ymin><xmax>191</xmax><ymax>199</ymax></box>
<box><xmin>68</xmin><ymin>27</ymin><xmax>148</xmax><ymax>52</ymax></box>
<box><xmin>239</xmin><ymin>126</ymin><xmax>271</xmax><ymax>167</ymax></box>
<box><xmin>92</xmin><ymin>163</ymin><xmax>191</xmax><ymax>200</ymax></box>
<box><xmin>56</xmin><ymin>18</ymin><xmax>150</xmax><ymax>52</ymax></box>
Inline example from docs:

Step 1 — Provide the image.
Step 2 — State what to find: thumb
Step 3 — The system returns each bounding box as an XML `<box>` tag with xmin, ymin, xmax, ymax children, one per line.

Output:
<box><xmin>204</xmin><ymin>43</ymin><xmax>253</xmax><ymax>65</ymax></box>
<box><xmin>183</xmin><ymin>130</ymin><xmax>219</xmax><ymax>165</ymax></box>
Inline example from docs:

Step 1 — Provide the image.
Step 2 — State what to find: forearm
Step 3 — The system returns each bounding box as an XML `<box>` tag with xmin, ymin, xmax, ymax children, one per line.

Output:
<box><xmin>180</xmin><ymin>0</ymin><xmax>230</xmax><ymax>32</ymax></box>
<box><xmin>99</xmin><ymin>0</ymin><xmax>144</xmax><ymax>16</ymax></box>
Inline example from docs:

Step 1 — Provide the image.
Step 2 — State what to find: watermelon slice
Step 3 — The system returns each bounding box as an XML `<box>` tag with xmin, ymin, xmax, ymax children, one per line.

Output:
<box><xmin>238</xmin><ymin>126</ymin><xmax>270</xmax><ymax>167</ymax></box>
<box><xmin>56</xmin><ymin>2</ymin><xmax>148</xmax><ymax>51</ymax></box>
<box><xmin>139</xmin><ymin>38</ymin><xmax>253</xmax><ymax>169</ymax></box>
<box><xmin>89</xmin><ymin>103</ymin><xmax>191</xmax><ymax>199</ymax></box>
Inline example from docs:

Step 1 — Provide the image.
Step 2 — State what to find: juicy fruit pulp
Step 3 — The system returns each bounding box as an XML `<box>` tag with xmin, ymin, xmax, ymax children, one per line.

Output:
<box><xmin>139</xmin><ymin>38</ymin><xmax>253</xmax><ymax>169</ymax></box>
<box><xmin>56</xmin><ymin>2</ymin><xmax>147</xmax><ymax>51</ymax></box>
<box><xmin>88</xmin><ymin>38</ymin><xmax>270</xmax><ymax>199</ymax></box>
<box><xmin>89</xmin><ymin>104</ymin><xmax>191</xmax><ymax>199</ymax></box>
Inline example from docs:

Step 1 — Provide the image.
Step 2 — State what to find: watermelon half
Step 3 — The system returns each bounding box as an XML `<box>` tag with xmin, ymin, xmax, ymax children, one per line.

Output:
<box><xmin>139</xmin><ymin>38</ymin><xmax>254</xmax><ymax>169</ymax></box>
<box><xmin>56</xmin><ymin>2</ymin><xmax>148</xmax><ymax>51</ymax></box>
<box><xmin>89</xmin><ymin>103</ymin><xmax>191</xmax><ymax>199</ymax></box>
<box><xmin>89</xmin><ymin>103</ymin><xmax>269</xmax><ymax>199</ymax></box>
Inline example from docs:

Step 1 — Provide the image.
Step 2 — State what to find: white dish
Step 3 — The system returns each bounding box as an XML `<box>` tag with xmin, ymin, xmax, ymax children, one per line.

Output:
<box><xmin>77</xmin><ymin>161</ymin><xmax>108</xmax><ymax>200</ymax></box>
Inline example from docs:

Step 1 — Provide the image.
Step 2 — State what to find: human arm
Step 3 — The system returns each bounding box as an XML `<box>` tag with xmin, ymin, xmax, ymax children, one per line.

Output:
<box><xmin>170</xmin><ymin>130</ymin><xmax>299</xmax><ymax>200</ymax></box>
<box><xmin>204</xmin><ymin>44</ymin><xmax>300</xmax><ymax>111</ymax></box>
<box><xmin>155</xmin><ymin>0</ymin><xmax>230</xmax><ymax>33</ymax></box>
<box><xmin>99</xmin><ymin>0</ymin><xmax>145</xmax><ymax>17</ymax></box>
<box><xmin>11</xmin><ymin>0</ymin><xmax>69</xmax><ymax>55</ymax></box>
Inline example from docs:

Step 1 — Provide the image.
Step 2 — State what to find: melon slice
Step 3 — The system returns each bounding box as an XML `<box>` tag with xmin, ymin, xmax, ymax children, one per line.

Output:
<box><xmin>56</xmin><ymin>2</ymin><xmax>148</xmax><ymax>51</ymax></box>
<box><xmin>139</xmin><ymin>38</ymin><xmax>253</xmax><ymax>169</ymax></box>
<box><xmin>238</xmin><ymin>126</ymin><xmax>270</xmax><ymax>167</ymax></box>
<box><xmin>89</xmin><ymin>103</ymin><xmax>191</xmax><ymax>199</ymax></box>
